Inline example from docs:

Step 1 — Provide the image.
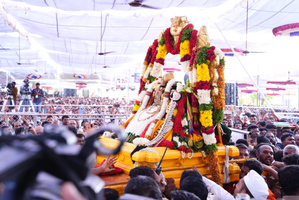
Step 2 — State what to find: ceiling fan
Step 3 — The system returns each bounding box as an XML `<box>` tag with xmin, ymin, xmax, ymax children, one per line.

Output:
<box><xmin>98</xmin><ymin>12</ymin><xmax>115</xmax><ymax>55</ymax></box>
<box><xmin>235</xmin><ymin>0</ymin><xmax>266</xmax><ymax>55</ymax></box>
<box><xmin>128</xmin><ymin>0</ymin><xmax>159</xmax><ymax>9</ymax></box>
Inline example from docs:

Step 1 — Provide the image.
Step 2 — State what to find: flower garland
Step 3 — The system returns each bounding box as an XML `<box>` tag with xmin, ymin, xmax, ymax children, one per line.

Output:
<box><xmin>142</xmin><ymin>40</ymin><xmax>158</xmax><ymax>82</ymax></box>
<box><xmin>122</xmin><ymin>114</ymin><xmax>135</xmax><ymax>129</ymax></box>
<box><xmin>132</xmin><ymin>90</ymin><xmax>146</xmax><ymax>114</ymax></box>
<box><xmin>213</xmin><ymin>57</ymin><xmax>225</xmax><ymax>124</ymax></box>
<box><xmin>195</xmin><ymin>46</ymin><xmax>218</xmax><ymax>154</ymax></box>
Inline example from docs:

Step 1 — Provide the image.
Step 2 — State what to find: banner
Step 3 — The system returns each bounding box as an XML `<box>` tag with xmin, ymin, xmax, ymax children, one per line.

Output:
<box><xmin>134</xmin><ymin>73</ymin><xmax>140</xmax><ymax>83</ymax></box>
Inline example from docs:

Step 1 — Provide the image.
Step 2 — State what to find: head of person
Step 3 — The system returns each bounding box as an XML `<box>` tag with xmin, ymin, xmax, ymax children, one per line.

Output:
<box><xmin>11</xmin><ymin>81</ymin><xmax>16</xmax><ymax>88</ymax></box>
<box><xmin>62</xmin><ymin>115</ymin><xmax>69</xmax><ymax>126</ymax></box>
<box><xmin>236</xmin><ymin>139</ymin><xmax>249</xmax><ymax>147</ymax></box>
<box><xmin>0</xmin><ymin>126</ymin><xmax>12</xmax><ymax>135</ymax></box>
<box><xmin>180</xmin><ymin>170</ymin><xmax>202</xmax><ymax>183</ymax></box>
<box><xmin>227</xmin><ymin>118</ymin><xmax>233</xmax><ymax>128</ymax></box>
<box><xmin>76</xmin><ymin>134</ymin><xmax>85</xmax><ymax>146</ymax></box>
<box><xmin>281</xmin><ymin>133</ymin><xmax>295</xmax><ymax>147</ymax></box>
<box><xmin>129</xmin><ymin>166</ymin><xmax>155</xmax><ymax>180</ymax></box>
<box><xmin>256</xmin><ymin>144</ymin><xmax>274</xmax><ymax>165</ymax></box>
<box><xmin>282</xmin><ymin>153</ymin><xmax>299</xmax><ymax>165</ymax></box>
<box><xmin>170</xmin><ymin>190</ymin><xmax>201</xmax><ymax>200</ymax></box>
<box><xmin>259</xmin><ymin>128</ymin><xmax>268</xmax><ymax>136</ymax></box>
<box><xmin>257</xmin><ymin>120</ymin><xmax>266</xmax><ymax>128</ymax></box>
<box><xmin>248</xmin><ymin>125</ymin><xmax>260</xmax><ymax>137</ymax></box>
<box><xmin>279</xmin><ymin>165</ymin><xmax>299</xmax><ymax>196</ymax></box>
<box><xmin>240</xmin><ymin>158</ymin><xmax>264</xmax><ymax>179</ymax></box>
<box><xmin>69</xmin><ymin>120</ymin><xmax>77</xmax><ymax>128</ymax></box>
<box><xmin>103</xmin><ymin>188</ymin><xmax>119</xmax><ymax>200</ymax></box>
<box><xmin>265</xmin><ymin>132</ymin><xmax>276</xmax><ymax>145</ymax></box>
<box><xmin>68</xmin><ymin>126</ymin><xmax>78</xmax><ymax>135</ymax></box>
<box><xmin>234</xmin><ymin>121</ymin><xmax>242</xmax><ymax>130</ymax></box>
<box><xmin>283</xmin><ymin>144</ymin><xmax>299</xmax><ymax>157</ymax></box>
<box><xmin>274</xmin><ymin>149</ymin><xmax>284</xmax><ymax>162</ymax></box>
<box><xmin>234</xmin><ymin>144</ymin><xmax>249</xmax><ymax>159</ymax></box>
<box><xmin>23</xmin><ymin>79</ymin><xmax>29</xmax><ymax>84</ymax></box>
<box><xmin>42</xmin><ymin>121</ymin><xmax>51</xmax><ymax>127</ymax></box>
<box><xmin>281</xmin><ymin>129</ymin><xmax>294</xmax><ymax>136</ymax></box>
<box><xmin>256</xmin><ymin>136</ymin><xmax>271</xmax><ymax>146</ymax></box>
<box><xmin>35</xmin><ymin>126</ymin><xmax>44</xmax><ymax>135</ymax></box>
<box><xmin>234</xmin><ymin>170</ymin><xmax>268</xmax><ymax>199</ymax></box>
<box><xmin>46</xmin><ymin>115</ymin><xmax>53</xmax><ymax>123</ymax></box>
<box><xmin>249</xmin><ymin>114</ymin><xmax>257</xmax><ymax>124</ymax></box>
<box><xmin>36</xmin><ymin>82</ymin><xmax>40</xmax><ymax>89</ymax></box>
<box><xmin>13</xmin><ymin>121</ymin><xmax>22</xmax><ymax>131</ymax></box>
<box><xmin>222</xmin><ymin>118</ymin><xmax>228</xmax><ymax>126</ymax></box>
<box><xmin>124</xmin><ymin>176</ymin><xmax>162</xmax><ymax>200</ymax></box>
<box><xmin>180</xmin><ymin>176</ymin><xmax>208</xmax><ymax>200</ymax></box>
<box><xmin>265</xmin><ymin>124</ymin><xmax>277</xmax><ymax>136</ymax></box>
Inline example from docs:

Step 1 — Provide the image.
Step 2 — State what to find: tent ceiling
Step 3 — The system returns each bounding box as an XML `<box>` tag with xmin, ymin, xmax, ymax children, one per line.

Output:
<box><xmin>0</xmin><ymin>0</ymin><xmax>299</xmax><ymax>86</ymax></box>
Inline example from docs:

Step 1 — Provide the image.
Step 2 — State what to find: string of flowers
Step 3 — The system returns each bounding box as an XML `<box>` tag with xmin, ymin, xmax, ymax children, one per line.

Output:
<box><xmin>213</xmin><ymin>57</ymin><xmax>225</xmax><ymax>124</ymax></box>
<box><xmin>195</xmin><ymin>46</ymin><xmax>218</xmax><ymax>154</ymax></box>
<box><xmin>142</xmin><ymin>40</ymin><xmax>158</xmax><ymax>82</ymax></box>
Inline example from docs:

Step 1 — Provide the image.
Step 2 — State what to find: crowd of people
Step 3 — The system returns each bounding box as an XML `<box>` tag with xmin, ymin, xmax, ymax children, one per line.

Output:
<box><xmin>1</xmin><ymin>82</ymin><xmax>299</xmax><ymax>200</ymax></box>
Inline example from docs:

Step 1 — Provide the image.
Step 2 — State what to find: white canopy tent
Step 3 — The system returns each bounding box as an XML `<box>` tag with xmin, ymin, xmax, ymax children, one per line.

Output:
<box><xmin>0</xmin><ymin>0</ymin><xmax>299</xmax><ymax>105</ymax></box>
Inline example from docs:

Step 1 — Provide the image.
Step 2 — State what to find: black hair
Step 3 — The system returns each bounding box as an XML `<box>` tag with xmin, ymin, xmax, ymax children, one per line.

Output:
<box><xmin>243</xmin><ymin>158</ymin><xmax>264</xmax><ymax>175</ymax></box>
<box><xmin>129</xmin><ymin>166</ymin><xmax>155</xmax><ymax>180</ymax></box>
<box><xmin>279</xmin><ymin>118</ymin><xmax>288</xmax><ymax>122</ymax></box>
<box><xmin>256</xmin><ymin>136</ymin><xmax>271</xmax><ymax>145</ymax></box>
<box><xmin>279</xmin><ymin>165</ymin><xmax>299</xmax><ymax>195</ymax></box>
<box><xmin>180</xmin><ymin>170</ymin><xmax>202</xmax><ymax>183</ymax></box>
<box><xmin>124</xmin><ymin>176</ymin><xmax>162</xmax><ymax>200</ymax></box>
<box><xmin>180</xmin><ymin>176</ymin><xmax>208</xmax><ymax>200</ymax></box>
<box><xmin>67</xmin><ymin>126</ymin><xmax>77</xmax><ymax>135</ymax></box>
<box><xmin>223</xmin><ymin>118</ymin><xmax>228</xmax><ymax>122</ymax></box>
<box><xmin>76</xmin><ymin>134</ymin><xmax>85</xmax><ymax>139</ymax></box>
<box><xmin>234</xmin><ymin>121</ymin><xmax>242</xmax><ymax>125</ymax></box>
<box><xmin>236</xmin><ymin>139</ymin><xmax>249</xmax><ymax>147</ymax></box>
<box><xmin>265</xmin><ymin>124</ymin><xmax>277</xmax><ymax>130</ymax></box>
<box><xmin>104</xmin><ymin>188</ymin><xmax>119</xmax><ymax>200</ymax></box>
<box><xmin>62</xmin><ymin>115</ymin><xmax>69</xmax><ymax>120</ymax></box>
<box><xmin>281</xmin><ymin>133</ymin><xmax>294</xmax><ymax>142</ymax></box>
<box><xmin>15</xmin><ymin>127</ymin><xmax>24</xmax><ymax>135</ymax></box>
<box><xmin>259</xmin><ymin>128</ymin><xmax>268</xmax><ymax>132</ymax></box>
<box><xmin>281</xmin><ymin>129</ymin><xmax>294</xmax><ymax>135</ymax></box>
<box><xmin>274</xmin><ymin>150</ymin><xmax>284</xmax><ymax>162</ymax></box>
<box><xmin>257</xmin><ymin>121</ymin><xmax>266</xmax><ymax>127</ymax></box>
<box><xmin>282</xmin><ymin>154</ymin><xmax>299</xmax><ymax>165</ymax></box>
<box><xmin>245</xmin><ymin>112</ymin><xmax>251</xmax><ymax>117</ymax></box>
<box><xmin>46</xmin><ymin>115</ymin><xmax>53</xmax><ymax>119</ymax></box>
<box><xmin>247</xmin><ymin>125</ymin><xmax>258</xmax><ymax>131</ymax></box>
<box><xmin>249</xmin><ymin>149</ymin><xmax>257</xmax><ymax>158</ymax></box>
<box><xmin>41</xmin><ymin>121</ymin><xmax>51</xmax><ymax>127</ymax></box>
<box><xmin>170</xmin><ymin>190</ymin><xmax>201</xmax><ymax>200</ymax></box>
<box><xmin>250</xmin><ymin>114</ymin><xmax>257</xmax><ymax>118</ymax></box>
<box><xmin>236</xmin><ymin>143</ymin><xmax>249</xmax><ymax>151</ymax></box>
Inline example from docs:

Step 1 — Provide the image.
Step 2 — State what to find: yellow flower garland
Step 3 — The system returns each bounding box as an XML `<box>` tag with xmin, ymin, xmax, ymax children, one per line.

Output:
<box><xmin>180</xmin><ymin>40</ymin><xmax>190</xmax><ymax>59</ymax></box>
<box><xmin>156</xmin><ymin>44</ymin><xmax>168</xmax><ymax>60</ymax></box>
<box><xmin>199</xmin><ymin>110</ymin><xmax>213</xmax><ymax>127</ymax></box>
<box><xmin>196</xmin><ymin>63</ymin><xmax>210</xmax><ymax>82</ymax></box>
<box><xmin>132</xmin><ymin>104</ymin><xmax>140</xmax><ymax>113</ymax></box>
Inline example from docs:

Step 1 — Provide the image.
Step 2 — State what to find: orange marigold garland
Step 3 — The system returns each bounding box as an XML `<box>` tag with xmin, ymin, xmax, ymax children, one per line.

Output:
<box><xmin>208</xmin><ymin>152</ymin><xmax>222</xmax><ymax>185</ymax></box>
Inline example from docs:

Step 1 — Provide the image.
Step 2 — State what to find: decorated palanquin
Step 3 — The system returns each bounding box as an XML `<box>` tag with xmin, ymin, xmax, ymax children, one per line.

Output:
<box><xmin>97</xmin><ymin>16</ymin><xmax>241</xmax><ymax>193</ymax></box>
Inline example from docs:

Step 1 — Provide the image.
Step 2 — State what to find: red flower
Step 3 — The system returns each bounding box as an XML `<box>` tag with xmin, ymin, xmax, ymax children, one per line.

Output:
<box><xmin>201</xmin><ymin>126</ymin><xmax>214</xmax><ymax>134</ymax></box>
<box><xmin>190</xmin><ymin>30</ymin><xmax>198</xmax><ymax>52</ymax></box>
<box><xmin>158</xmin><ymin>140</ymin><xmax>175</xmax><ymax>149</ymax></box>
<box><xmin>150</xmin><ymin>49</ymin><xmax>158</xmax><ymax>64</ymax></box>
<box><xmin>178</xmin><ymin>146</ymin><xmax>186</xmax><ymax>151</ymax></box>
<box><xmin>180</xmin><ymin>54</ymin><xmax>191</xmax><ymax>62</ymax></box>
<box><xmin>197</xmin><ymin>81</ymin><xmax>210</xmax><ymax>90</ymax></box>
<box><xmin>155</xmin><ymin>58</ymin><xmax>165</xmax><ymax>65</ymax></box>
<box><xmin>186</xmin><ymin>148</ymin><xmax>191</xmax><ymax>153</ymax></box>
<box><xmin>207</xmin><ymin>46</ymin><xmax>216</xmax><ymax>62</ymax></box>
<box><xmin>173</xmin><ymin>94</ymin><xmax>186</xmax><ymax>135</ymax></box>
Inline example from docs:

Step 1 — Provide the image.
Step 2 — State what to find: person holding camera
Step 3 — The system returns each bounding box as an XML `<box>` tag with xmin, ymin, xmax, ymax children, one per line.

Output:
<box><xmin>9</xmin><ymin>81</ymin><xmax>18</xmax><ymax>105</ymax></box>
<box><xmin>19</xmin><ymin>79</ymin><xmax>33</xmax><ymax>112</ymax></box>
<box><xmin>31</xmin><ymin>83</ymin><xmax>44</xmax><ymax>113</ymax></box>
